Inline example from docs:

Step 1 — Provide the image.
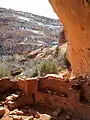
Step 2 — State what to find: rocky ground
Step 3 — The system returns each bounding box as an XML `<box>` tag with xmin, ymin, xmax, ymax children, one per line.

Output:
<box><xmin>0</xmin><ymin>84</ymin><xmax>83</xmax><ymax>120</ymax></box>
<box><xmin>0</xmin><ymin>43</ymin><xmax>68</xmax><ymax>78</ymax></box>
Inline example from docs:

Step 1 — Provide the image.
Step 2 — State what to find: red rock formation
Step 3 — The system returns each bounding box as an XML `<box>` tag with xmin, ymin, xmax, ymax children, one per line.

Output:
<box><xmin>49</xmin><ymin>0</ymin><xmax>90</xmax><ymax>78</ymax></box>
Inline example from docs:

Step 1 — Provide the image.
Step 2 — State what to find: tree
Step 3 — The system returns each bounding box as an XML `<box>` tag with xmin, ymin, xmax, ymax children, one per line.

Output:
<box><xmin>49</xmin><ymin>0</ymin><xmax>90</xmax><ymax>79</ymax></box>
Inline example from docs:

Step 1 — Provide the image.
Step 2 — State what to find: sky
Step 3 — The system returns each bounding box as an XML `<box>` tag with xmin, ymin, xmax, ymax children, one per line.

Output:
<box><xmin>0</xmin><ymin>0</ymin><xmax>58</xmax><ymax>19</ymax></box>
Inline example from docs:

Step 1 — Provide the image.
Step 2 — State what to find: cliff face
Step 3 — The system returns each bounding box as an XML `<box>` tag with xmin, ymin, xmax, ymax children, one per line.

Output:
<box><xmin>49</xmin><ymin>0</ymin><xmax>90</xmax><ymax>78</ymax></box>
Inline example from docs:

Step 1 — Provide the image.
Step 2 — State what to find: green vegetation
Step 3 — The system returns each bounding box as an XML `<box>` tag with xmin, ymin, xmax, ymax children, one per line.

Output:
<box><xmin>58</xmin><ymin>66</ymin><xmax>66</xmax><ymax>72</ymax></box>
<box><xmin>6</xmin><ymin>55</ymin><xmax>15</xmax><ymax>62</ymax></box>
<box><xmin>0</xmin><ymin>62</ymin><xmax>11</xmax><ymax>77</ymax></box>
<box><xmin>53</xmin><ymin>46</ymin><xmax>59</xmax><ymax>58</ymax></box>
<box><xmin>0</xmin><ymin>43</ymin><xmax>67</xmax><ymax>78</ymax></box>
<box><xmin>30</xmin><ymin>66</ymin><xmax>39</xmax><ymax>77</ymax></box>
<box><xmin>39</xmin><ymin>60</ymin><xmax>58</xmax><ymax>76</ymax></box>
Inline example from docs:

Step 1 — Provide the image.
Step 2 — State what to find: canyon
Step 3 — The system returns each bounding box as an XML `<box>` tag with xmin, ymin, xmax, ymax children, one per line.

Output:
<box><xmin>0</xmin><ymin>7</ymin><xmax>62</xmax><ymax>55</ymax></box>
<box><xmin>1</xmin><ymin>1</ymin><xmax>90</xmax><ymax>119</ymax></box>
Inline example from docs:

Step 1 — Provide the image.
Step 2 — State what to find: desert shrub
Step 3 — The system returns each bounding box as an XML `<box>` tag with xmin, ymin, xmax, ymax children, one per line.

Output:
<box><xmin>58</xmin><ymin>66</ymin><xmax>66</xmax><ymax>72</ymax></box>
<box><xmin>22</xmin><ymin>65</ymin><xmax>39</xmax><ymax>78</ymax></box>
<box><xmin>64</xmin><ymin>52</ymin><xmax>71</xmax><ymax>69</ymax></box>
<box><xmin>6</xmin><ymin>55</ymin><xmax>16</xmax><ymax>63</ymax></box>
<box><xmin>53</xmin><ymin>46</ymin><xmax>59</xmax><ymax>58</ymax></box>
<box><xmin>0</xmin><ymin>62</ymin><xmax>11</xmax><ymax>77</ymax></box>
<box><xmin>39</xmin><ymin>60</ymin><xmax>58</xmax><ymax>76</ymax></box>
<box><xmin>30</xmin><ymin>67</ymin><xmax>38</xmax><ymax>77</ymax></box>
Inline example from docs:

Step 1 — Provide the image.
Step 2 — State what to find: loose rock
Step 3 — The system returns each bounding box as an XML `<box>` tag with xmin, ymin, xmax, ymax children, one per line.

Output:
<box><xmin>12</xmin><ymin>115</ymin><xmax>22</xmax><ymax>120</ymax></box>
<box><xmin>24</xmin><ymin>116</ymin><xmax>34</xmax><ymax>120</ymax></box>
<box><xmin>52</xmin><ymin>108</ymin><xmax>62</xmax><ymax>117</ymax></box>
<box><xmin>65</xmin><ymin>114</ymin><xmax>71</xmax><ymax>120</ymax></box>
<box><xmin>34</xmin><ymin>112</ymin><xmax>40</xmax><ymax>118</ymax></box>
<box><xmin>10</xmin><ymin>109</ymin><xmax>24</xmax><ymax>115</ymax></box>
<box><xmin>0</xmin><ymin>106</ymin><xmax>5</xmax><ymax>116</ymax></box>
<box><xmin>47</xmin><ymin>90</ymin><xmax>52</xmax><ymax>94</ymax></box>
<box><xmin>7</xmin><ymin>101</ymin><xmax>15</xmax><ymax>109</ymax></box>
<box><xmin>53</xmin><ymin>91</ymin><xmax>57</xmax><ymax>95</ymax></box>
<box><xmin>52</xmin><ymin>111</ymin><xmax>58</xmax><ymax>117</ymax></box>
<box><xmin>40</xmin><ymin>114</ymin><xmax>51</xmax><ymax>120</ymax></box>
<box><xmin>6</xmin><ymin>96</ymin><xmax>13</xmax><ymax>101</ymax></box>
<box><xmin>28</xmin><ymin>108</ymin><xmax>37</xmax><ymax>116</ymax></box>
<box><xmin>12</xmin><ymin>94</ymin><xmax>18</xmax><ymax>99</ymax></box>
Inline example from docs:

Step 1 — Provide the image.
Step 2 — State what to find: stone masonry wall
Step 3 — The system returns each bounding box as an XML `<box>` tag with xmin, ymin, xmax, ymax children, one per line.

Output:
<box><xmin>0</xmin><ymin>76</ymin><xmax>90</xmax><ymax>118</ymax></box>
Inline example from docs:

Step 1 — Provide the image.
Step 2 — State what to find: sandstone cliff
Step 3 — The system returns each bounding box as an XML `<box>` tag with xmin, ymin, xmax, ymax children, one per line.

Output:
<box><xmin>49</xmin><ymin>0</ymin><xmax>90</xmax><ymax>79</ymax></box>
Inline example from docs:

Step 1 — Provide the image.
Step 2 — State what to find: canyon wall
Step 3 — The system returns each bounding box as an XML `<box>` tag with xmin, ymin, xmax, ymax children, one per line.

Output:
<box><xmin>49</xmin><ymin>0</ymin><xmax>90</xmax><ymax>78</ymax></box>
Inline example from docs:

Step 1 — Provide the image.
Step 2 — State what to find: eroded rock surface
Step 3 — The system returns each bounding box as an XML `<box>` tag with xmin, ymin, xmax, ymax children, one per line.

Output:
<box><xmin>49</xmin><ymin>0</ymin><xmax>90</xmax><ymax>78</ymax></box>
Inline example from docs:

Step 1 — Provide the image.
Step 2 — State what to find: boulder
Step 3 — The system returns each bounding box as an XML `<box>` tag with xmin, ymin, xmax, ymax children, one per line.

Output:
<box><xmin>24</xmin><ymin>116</ymin><xmax>34</xmax><ymax>120</ymax></box>
<box><xmin>0</xmin><ymin>106</ymin><xmax>5</xmax><ymax>116</ymax></box>
<box><xmin>12</xmin><ymin>115</ymin><xmax>22</xmax><ymax>120</ymax></box>
<box><xmin>27</xmin><ymin>48</ymin><xmax>41</xmax><ymax>59</ymax></box>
